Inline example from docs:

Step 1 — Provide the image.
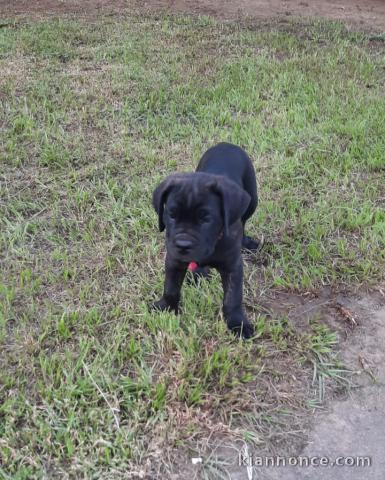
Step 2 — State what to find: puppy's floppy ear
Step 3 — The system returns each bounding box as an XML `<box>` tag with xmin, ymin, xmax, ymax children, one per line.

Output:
<box><xmin>213</xmin><ymin>178</ymin><xmax>251</xmax><ymax>236</ymax></box>
<box><xmin>152</xmin><ymin>175</ymin><xmax>180</xmax><ymax>232</ymax></box>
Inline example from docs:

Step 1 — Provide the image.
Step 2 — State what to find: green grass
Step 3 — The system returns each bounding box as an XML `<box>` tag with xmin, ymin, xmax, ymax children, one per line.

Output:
<box><xmin>0</xmin><ymin>14</ymin><xmax>384</xmax><ymax>478</ymax></box>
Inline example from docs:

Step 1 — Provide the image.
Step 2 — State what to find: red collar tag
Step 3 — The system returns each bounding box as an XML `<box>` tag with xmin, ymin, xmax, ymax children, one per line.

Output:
<box><xmin>188</xmin><ymin>262</ymin><xmax>198</xmax><ymax>272</ymax></box>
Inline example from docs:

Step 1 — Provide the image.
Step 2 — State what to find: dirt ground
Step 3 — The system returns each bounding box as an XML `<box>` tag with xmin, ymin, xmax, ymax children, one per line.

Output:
<box><xmin>219</xmin><ymin>289</ymin><xmax>385</xmax><ymax>479</ymax></box>
<box><xmin>1</xmin><ymin>0</ymin><xmax>385</xmax><ymax>31</ymax></box>
<box><xmin>281</xmin><ymin>297</ymin><xmax>385</xmax><ymax>480</ymax></box>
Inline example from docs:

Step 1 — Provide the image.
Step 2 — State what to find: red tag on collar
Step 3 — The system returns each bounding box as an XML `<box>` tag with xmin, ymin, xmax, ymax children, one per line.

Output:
<box><xmin>188</xmin><ymin>262</ymin><xmax>198</xmax><ymax>272</ymax></box>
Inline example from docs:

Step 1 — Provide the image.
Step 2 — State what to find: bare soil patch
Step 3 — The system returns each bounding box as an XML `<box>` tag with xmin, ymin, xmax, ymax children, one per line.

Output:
<box><xmin>1</xmin><ymin>0</ymin><xmax>385</xmax><ymax>31</ymax></box>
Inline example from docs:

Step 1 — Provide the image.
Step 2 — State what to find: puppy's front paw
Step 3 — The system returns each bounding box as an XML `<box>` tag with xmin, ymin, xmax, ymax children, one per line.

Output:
<box><xmin>229</xmin><ymin>322</ymin><xmax>255</xmax><ymax>339</ymax></box>
<box><xmin>226</xmin><ymin>311</ymin><xmax>254</xmax><ymax>339</ymax></box>
<box><xmin>150</xmin><ymin>297</ymin><xmax>179</xmax><ymax>314</ymax></box>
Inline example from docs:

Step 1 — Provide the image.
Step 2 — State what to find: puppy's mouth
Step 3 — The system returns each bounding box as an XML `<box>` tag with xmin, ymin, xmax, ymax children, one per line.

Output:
<box><xmin>175</xmin><ymin>251</ymin><xmax>209</xmax><ymax>264</ymax></box>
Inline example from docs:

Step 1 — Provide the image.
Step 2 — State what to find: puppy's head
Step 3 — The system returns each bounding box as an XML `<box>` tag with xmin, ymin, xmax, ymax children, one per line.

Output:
<box><xmin>153</xmin><ymin>172</ymin><xmax>250</xmax><ymax>262</ymax></box>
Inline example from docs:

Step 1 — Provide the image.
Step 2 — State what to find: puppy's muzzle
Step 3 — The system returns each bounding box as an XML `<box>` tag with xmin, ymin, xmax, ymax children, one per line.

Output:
<box><xmin>174</xmin><ymin>234</ymin><xmax>195</xmax><ymax>255</ymax></box>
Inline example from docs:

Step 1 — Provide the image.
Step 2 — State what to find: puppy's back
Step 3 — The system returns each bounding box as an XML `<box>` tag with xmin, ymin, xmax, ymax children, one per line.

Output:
<box><xmin>196</xmin><ymin>142</ymin><xmax>256</xmax><ymax>201</ymax></box>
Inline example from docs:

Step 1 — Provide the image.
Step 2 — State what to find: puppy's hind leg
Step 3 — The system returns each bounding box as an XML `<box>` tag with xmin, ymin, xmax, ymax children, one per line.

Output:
<box><xmin>241</xmin><ymin>196</ymin><xmax>263</xmax><ymax>252</ymax></box>
<box><xmin>241</xmin><ymin>221</ymin><xmax>264</xmax><ymax>252</ymax></box>
<box><xmin>242</xmin><ymin>235</ymin><xmax>263</xmax><ymax>252</ymax></box>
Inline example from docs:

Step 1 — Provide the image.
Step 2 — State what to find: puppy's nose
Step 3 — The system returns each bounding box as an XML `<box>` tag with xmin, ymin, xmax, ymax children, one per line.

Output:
<box><xmin>175</xmin><ymin>239</ymin><xmax>193</xmax><ymax>250</ymax></box>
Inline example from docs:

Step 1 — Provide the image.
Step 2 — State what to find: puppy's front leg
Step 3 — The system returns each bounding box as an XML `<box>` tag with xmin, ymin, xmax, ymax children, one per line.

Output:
<box><xmin>152</xmin><ymin>255</ymin><xmax>187</xmax><ymax>314</ymax></box>
<box><xmin>219</xmin><ymin>259</ymin><xmax>254</xmax><ymax>339</ymax></box>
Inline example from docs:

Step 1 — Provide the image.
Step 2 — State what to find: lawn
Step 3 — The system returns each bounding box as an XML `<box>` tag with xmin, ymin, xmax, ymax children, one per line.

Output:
<box><xmin>0</xmin><ymin>14</ymin><xmax>384</xmax><ymax>479</ymax></box>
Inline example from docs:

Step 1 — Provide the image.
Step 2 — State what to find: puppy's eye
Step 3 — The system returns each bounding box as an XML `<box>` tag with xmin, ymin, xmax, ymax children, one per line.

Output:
<box><xmin>168</xmin><ymin>208</ymin><xmax>177</xmax><ymax>219</ymax></box>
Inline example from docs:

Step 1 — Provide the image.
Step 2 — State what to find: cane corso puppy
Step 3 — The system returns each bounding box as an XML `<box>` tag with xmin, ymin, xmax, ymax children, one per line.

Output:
<box><xmin>151</xmin><ymin>142</ymin><xmax>259</xmax><ymax>338</ymax></box>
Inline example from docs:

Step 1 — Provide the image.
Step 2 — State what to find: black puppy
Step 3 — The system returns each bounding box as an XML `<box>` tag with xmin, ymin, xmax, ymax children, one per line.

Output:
<box><xmin>151</xmin><ymin>142</ymin><xmax>259</xmax><ymax>338</ymax></box>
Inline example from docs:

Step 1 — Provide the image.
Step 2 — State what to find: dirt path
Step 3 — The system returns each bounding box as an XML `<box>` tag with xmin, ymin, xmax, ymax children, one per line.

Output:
<box><xmin>228</xmin><ymin>293</ymin><xmax>385</xmax><ymax>479</ymax></box>
<box><xmin>1</xmin><ymin>0</ymin><xmax>385</xmax><ymax>31</ymax></box>
<box><xmin>135</xmin><ymin>0</ymin><xmax>385</xmax><ymax>30</ymax></box>
<box><xmin>284</xmin><ymin>295</ymin><xmax>385</xmax><ymax>480</ymax></box>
